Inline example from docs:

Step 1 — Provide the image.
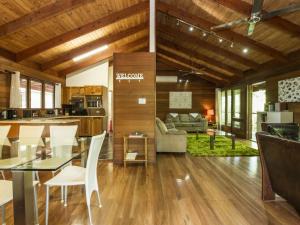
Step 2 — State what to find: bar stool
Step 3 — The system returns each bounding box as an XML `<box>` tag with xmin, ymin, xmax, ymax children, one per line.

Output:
<box><xmin>0</xmin><ymin>125</ymin><xmax>11</xmax><ymax>179</ymax></box>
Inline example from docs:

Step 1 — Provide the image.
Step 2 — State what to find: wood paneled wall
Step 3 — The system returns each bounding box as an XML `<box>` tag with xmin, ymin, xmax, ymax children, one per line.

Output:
<box><xmin>113</xmin><ymin>52</ymin><xmax>156</xmax><ymax>164</ymax></box>
<box><xmin>0</xmin><ymin>73</ymin><xmax>10</xmax><ymax>108</ymax></box>
<box><xmin>266</xmin><ymin>69</ymin><xmax>300</xmax><ymax>124</ymax></box>
<box><xmin>156</xmin><ymin>79</ymin><xmax>216</xmax><ymax>121</ymax></box>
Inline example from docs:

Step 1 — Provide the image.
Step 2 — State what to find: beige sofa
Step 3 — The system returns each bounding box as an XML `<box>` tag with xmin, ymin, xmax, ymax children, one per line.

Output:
<box><xmin>165</xmin><ymin>113</ymin><xmax>208</xmax><ymax>132</ymax></box>
<box><xmin>156</xmin><ymin>117</ymin><xmax>187</xmax><ymax>153</ymax></box>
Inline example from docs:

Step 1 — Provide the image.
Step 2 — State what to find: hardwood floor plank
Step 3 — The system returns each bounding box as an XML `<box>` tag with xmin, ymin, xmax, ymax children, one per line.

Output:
<box><xmin>1</xmin><ymin>154</ymin><xmax>299</xmax><ymax>225</ymax></box>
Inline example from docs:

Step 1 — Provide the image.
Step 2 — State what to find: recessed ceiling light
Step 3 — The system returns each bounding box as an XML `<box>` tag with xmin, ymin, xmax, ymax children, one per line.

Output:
<box><xmin>73</xmin><ymin>45</ymin><xmax>108</xmax><ymax>62</ymax></box>
<box><xmin>243</xmin><ymin>48</ymin><xmax>249</xmax><ymax>54</ymax></box>
<box><xmin>189</xmin><ymin>26</ymin><xmax>194</xmax><ymax>32</ymax></box>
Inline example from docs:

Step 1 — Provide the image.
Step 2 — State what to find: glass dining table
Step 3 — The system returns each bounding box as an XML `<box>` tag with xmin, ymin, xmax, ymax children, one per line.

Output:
<box><xmin>0</xmin><ymin>136</ymin><xmax>90</xmax><ymax>225</ymax></box>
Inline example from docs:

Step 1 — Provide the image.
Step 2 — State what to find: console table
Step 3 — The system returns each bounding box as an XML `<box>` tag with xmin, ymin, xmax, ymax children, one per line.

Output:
<box><xmin>123</xmin><ymin>135</ymin><xmax>148</xmax><ymax>167</ymax></box>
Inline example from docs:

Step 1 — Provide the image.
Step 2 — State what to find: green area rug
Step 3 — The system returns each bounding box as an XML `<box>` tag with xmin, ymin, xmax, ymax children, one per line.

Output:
<box><xmin>187</xmin><ymin>134</ymin><xmax>259</xmax><ymax>157</ymax></box>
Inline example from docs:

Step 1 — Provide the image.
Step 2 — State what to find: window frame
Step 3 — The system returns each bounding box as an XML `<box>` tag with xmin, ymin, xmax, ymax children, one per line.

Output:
<box><xmin>20</xmin><ymin>75</ymin><xmax>56</xmax><ymax>109</ymax></box>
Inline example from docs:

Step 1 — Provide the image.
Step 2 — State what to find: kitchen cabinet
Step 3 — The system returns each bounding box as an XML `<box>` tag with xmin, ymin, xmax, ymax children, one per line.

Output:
<box><xmin>84</xmin><ymin>86</ymin><xmax>102</xmax><ymax>95</ymax></box>
<box><xmin>68</xmin><ymin>117</ymin><xmax>103</xmax><ymax>136</ymax></box>
<box><xmin>70</xmin><ymin>87</ymin><xmax>85</xmax><ymax>97</ymax></box>
<box><xmin>91</xmin><ymin>117</ymin><xmax>102</xmax><ymax>135</ymax></box>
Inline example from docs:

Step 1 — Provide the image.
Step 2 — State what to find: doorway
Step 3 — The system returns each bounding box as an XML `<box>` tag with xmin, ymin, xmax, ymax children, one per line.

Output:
<box><xmin>248</xmin><ymin>82</ymin><xmax>266</xmax><ymax>141</ymax></box>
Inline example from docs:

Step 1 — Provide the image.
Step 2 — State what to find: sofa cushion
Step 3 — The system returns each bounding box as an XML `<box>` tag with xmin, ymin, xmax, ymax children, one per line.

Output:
<box><xmin>166</xmin><ymin>113</ymin><xmax>180</xmax><ymax>123</ymax></box>
<box><xmin>179</xmin><ymin>114</ymin><xmax>190</xmax><ymax>122</ymax></box>
<box><xmin>156</xmin><ymin>118</ymin><xmax>168</xmax><ymax>134</ymax></box>
<box><xmin>165</xmin><ymin>122</ymin><xmax>175</xmax><ymax>129</ymax></box>
<box><xmin>166</xmin><ymin>129</ymin><xmax>187</xmax><ymax>135</ymax></box>
<box><xmin>175</xmin><ymin>122</ymin><xmax>196</xmax><ymax>127</ymax></box>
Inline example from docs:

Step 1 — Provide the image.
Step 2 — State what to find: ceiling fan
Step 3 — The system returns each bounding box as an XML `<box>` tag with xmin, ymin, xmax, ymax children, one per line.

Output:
<box><xmin>179</xmin><ymin>68</ymin><xmax>206</xmax><ymax>77</ymax></box>
<box><xmin>210</xmin><ymin>0</ymin><xmax>300</xmax><ymax>36</ymax></box>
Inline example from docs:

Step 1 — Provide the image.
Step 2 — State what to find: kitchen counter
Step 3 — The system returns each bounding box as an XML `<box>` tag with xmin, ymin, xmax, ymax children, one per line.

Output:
<box><xmin>0</xmin><ymin>119</ymin><xmax>80</xmax><ymax>124</ymax></box>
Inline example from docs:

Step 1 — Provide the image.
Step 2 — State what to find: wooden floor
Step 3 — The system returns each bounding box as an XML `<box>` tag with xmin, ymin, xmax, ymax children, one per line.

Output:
<box><xmin>2</xmin><ymin>154</ymin><xmax>300</xmax><ymax>225</ymax></box>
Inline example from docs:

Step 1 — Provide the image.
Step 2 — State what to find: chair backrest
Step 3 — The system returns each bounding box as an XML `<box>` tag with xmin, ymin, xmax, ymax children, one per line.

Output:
<box><xmin>256</xmin><ymin>132</ymin><xmax>300</xmax><ymax>213</ymax></box>
<box><xmin>19</xmin><ymin>125</ymin><xmax>44</xmax><ymax>146</ymax></box>
<box><xmin>0</xmin><ymin>125</ymin><xmax>11</xmax><ymax>139</ymax></box>
<box><xmin>85</xmin><ymin>131</ymin><xmax>106</xmax><ymax>186</ymax></box>
<box><xmin>50</xmin><ymin>125</ymin><xmax>78</xmax><ymax>148</ymax></box>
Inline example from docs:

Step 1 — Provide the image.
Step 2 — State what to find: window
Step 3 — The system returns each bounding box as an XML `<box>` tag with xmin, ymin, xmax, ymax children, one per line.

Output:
<box><xmin>30</xmin><ymin>80</ymin><xmax>42</xmax><ymax>108</ymax></box>
<box><xmin>221</xmin><ymin>91</ymin><xmax>226</xmax><ymax>125</ymax></box>
<box><xmin>233</xmin><ymin>89</ymin><xmax>241</xmax><ymax>128</ymax></box>
<box><xmin>45</xmin><ymin>83</ymin><xmax>54</xmax><ymax>109</ymax></box>
<box><xmin>20</xmin><ymin>78</ymin><xmax>27</xmax><ymax>108</ymax></box>
<box><xmin>226</xmin><ymin>90</ymin><xmax>231</xmax><ymax>126</ymax></box>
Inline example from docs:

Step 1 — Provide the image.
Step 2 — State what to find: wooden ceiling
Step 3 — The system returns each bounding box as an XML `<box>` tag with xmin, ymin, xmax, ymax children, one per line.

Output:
<box><xmin>0</xmin><ymin>0</ymin><xmax>299</xmax><ymax>86</ymax></box>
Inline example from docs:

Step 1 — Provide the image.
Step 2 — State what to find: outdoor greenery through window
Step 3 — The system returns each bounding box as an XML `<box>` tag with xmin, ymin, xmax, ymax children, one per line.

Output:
<box><xmin>221</xmin><ymin>91</ymin><xmax>225</xmax><ymax>125</ymax></box>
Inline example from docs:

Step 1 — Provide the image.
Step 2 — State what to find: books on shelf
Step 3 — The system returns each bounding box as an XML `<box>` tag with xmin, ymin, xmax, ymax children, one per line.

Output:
<box><xmin>126</xmin><ymin>152</ymin><xmax>138</xmax><ymax>160</ymax></box>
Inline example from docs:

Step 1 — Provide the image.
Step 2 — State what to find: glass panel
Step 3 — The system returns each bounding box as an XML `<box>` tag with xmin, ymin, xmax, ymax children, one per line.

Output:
<box><xmin>221</xmin><ymin>91</ymin><xmax>226</xmax><ymax>125</ymax></box>
<box><xmin>251</xmin><ymin>89</ymin><xmax>266</xmax><ymax>140</ymax></box>
<box><xmin>227</xmin><ymin>90</ymin><xmax>231</xmax><ymax>126</ymax></box>
<box><xmin>20</xmin><ymin>78</ymin><xmax>27</xmax><ymax>108</ymax></box>
<box><xmin>0</xmin><ymin>137</ymin><xmax>88</xmax><ymax>171</ymax></box>
<box><xmin>30</xmin><ymin>80</ymin><xmax>42</xmax><ymax>108</ymax></box>
<box><xmin>45</xmin><ymin>83</ymin><xmax>54</xmax><ymax>109</ymax></box>
<box><xmin>234</xmin><ymin>89</ymin><xmax>241</xmax><ymax>119</ymax></box>
<box><xmin>233</xmin><ymin>121</ymin><xmax>241</xmax><ymax>129</ymax></box>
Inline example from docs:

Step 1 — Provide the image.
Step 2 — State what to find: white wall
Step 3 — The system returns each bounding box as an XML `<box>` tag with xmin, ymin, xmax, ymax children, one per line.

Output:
<box><xmin>66</xmin><ymin>61</ymin><xmax>109</xmax><ymax>87</ymax></box>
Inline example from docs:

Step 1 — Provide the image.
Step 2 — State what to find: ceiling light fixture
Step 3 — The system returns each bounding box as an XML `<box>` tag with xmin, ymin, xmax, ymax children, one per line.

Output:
<box><xmin>73</xmin><ymin>45</ymin><xmax>108</xmax><ymax>62</ymax></box>
<box><xmin>230</xmin><ymin>42</ymin><xmax>234</xmax><ymax>48</ymax></box>
<box><xmin>202</xmin><ymin>32</ymin><xmax>207</xmax><ymax>37</ymax></box>
<box><xmin>219</xmin><ymin>38</ymin><xmax>223</xmax><ymax>43</ymax></box>
<box><xmin>243</xmin><ymin>48</ymin><xmax>249</xmax><ymax>54</ymax></box>
<box><xmin>189</xmin><ymin>26</ymin><xmax>194</xmax><ymax>32</ymax></box>
<box><xmin>176</xmin><ymin>20</ymin><xmax>180</xmax><ymax>26</ymax></box>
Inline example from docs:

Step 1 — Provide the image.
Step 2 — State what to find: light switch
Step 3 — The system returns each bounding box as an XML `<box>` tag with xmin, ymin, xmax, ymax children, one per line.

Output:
<box><xmin>138</xmin><ymin>98</ymin><xmax>146</xmax><ymax>104</ymax></box>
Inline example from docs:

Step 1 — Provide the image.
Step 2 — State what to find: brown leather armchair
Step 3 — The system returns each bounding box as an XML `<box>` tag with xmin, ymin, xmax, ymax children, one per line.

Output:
<box><xmin>256</xmin><ymin>132</ymin><xmax>300</xmax><ymax>213</ymax></box>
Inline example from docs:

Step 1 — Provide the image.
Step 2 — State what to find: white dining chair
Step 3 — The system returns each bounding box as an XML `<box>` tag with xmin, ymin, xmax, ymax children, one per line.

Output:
<box><xmin>0</xmin><ymin>180</ymin><xmax>39</xmax><ymax>225</ymax></box>
<box><xmin>19</xmin><ymin>126</ymin><xmax>45</xmax><ymax>185</ymax></box>
<box><xmin>44</xmin><ymin>131</ymin><xmax>106</xmax><ymax>225</ymax></box>
<box><xmin>49</xmin><ymin>125</ymin><xmax>78</xmax><ymax>203</ymax></box>
<box><xmin>0</xmin><ymin>125</ymin><xmax>11</xmax><ymax>179</ymax></box>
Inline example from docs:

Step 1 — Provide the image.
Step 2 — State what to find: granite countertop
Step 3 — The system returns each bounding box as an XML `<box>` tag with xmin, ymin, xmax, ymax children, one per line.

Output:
<box><xmin>0</xmin><ymin>119</ymin><xmax>81</xmax><ymax>124</ymax></box>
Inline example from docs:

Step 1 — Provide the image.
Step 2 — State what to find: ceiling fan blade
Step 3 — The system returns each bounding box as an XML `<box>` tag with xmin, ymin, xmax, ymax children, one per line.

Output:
<box><xmin>251</xmin><ymin>0</ymin><xmax>264</xmax><ymax>17</ymax></box>
<box><xmin>247</xmin><ymin>22</ymin><xmax>256</xmax><ymax>36</ymax></box>
<box><xmin>261</xmin><ymin>4</ymin><xmax>300</xmax><ymax>20</ymax></box>
<box><xmin>211</xmin><ymin>18</ymin><xmax>248</xmax><ymax>31</ymax></box>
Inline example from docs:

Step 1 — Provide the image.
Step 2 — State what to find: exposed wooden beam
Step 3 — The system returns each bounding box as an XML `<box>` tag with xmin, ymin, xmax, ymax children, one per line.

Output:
<box><xmin>158</xmin><ymin>23</ymin><xmax>259</xmax><ymax>69</ymax></box>
<box><xmin>41</xmin><ymin>22</ymin><xmax>148</xmax><ymax>71</ymax></box>
<box><xmin>157</xmin><ymin>2</ymin><xmax>287</xmax><ymax>62</ymax></box>
<box><xmin>157</xmin><ymin>54</ymin><xmax>225</xmax><ymax>86</ymax></box>
<box><xmin>214</xmin><ymin>0</ymin><xmax>300</xmax><ymax>37</ymax></box>
<box><xmin>0</xmin><ymin>48</ymin><xmax>16</xmax><ymax>61</ymax></box>
<box><xmin>0</xmin><ymin>57</ymin><xmax>64</xmax><ymax>83</ymax></box>
<box><xmin>16</xmin><ymin>1</ymin><xmax>149</xmax><ymax>62</ymax></box>
<box><xmin>59</xmin><ymin>37</ymin><xmax>148</xmax><ymax>76</ymax></box>
<box><xmin>158</xmin><ymin>45</ymin><xmax>233</xmax><ymax>80</ymax></box>
<box><xmin>158</xmin><ymin>46</ymin><xmax>230</xmax><ymax>82</ymax></box>
<box><xmin>0</xmin><ymin>0</ymin><xmax>94</xmax><ymax>38</ymax></box>
<box><xmin>158</xmin><ymin>37</ymin><xmax>243</xmax><ymax>77</ymax></box>
<box><xmin>244</xmin><ymin>49</ymin><xmax>300</xmax><ymax>82</ymax></box>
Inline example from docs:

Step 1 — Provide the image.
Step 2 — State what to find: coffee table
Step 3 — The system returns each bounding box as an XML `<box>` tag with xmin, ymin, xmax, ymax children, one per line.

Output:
<box><xmin>206</xmin><ymin>129</ymin><xmax>236</xmax><ymax>150</ymax></box>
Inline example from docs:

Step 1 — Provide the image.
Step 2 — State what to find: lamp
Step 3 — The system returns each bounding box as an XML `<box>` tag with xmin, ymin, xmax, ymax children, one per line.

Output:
<box><xmin>207</xmin><ymin>109</ymin><xmax>214</xmax><ymax>122</ymax></box>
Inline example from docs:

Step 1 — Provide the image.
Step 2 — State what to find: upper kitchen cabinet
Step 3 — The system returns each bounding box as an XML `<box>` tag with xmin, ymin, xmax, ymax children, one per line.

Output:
<box><xmin>84</xmin><ymin>86</ymin><xmax>103</xmax><ymax>95</ymax></box>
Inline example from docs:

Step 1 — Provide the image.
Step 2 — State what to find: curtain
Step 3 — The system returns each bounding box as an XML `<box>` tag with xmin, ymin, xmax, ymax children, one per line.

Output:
<box><xmin>9</xmin><ymin>71</ymin><xmax>22</xmax><ymax>108</ymax></box>
<box><xmin>55</xmin><ymin>83</ymin><xmax>62</xmax><ymax>108</ymax></box>
<box><xmin>215</xmin><ymin>88</ymin><xmax>222</xmax><ymax>129</ymax></box>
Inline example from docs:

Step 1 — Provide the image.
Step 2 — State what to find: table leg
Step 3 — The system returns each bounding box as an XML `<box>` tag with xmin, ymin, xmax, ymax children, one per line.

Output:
<box><xmin>12</xmin><ymin>171</ymin><xmax>35</xmax><ymax>225</ymax></box>
<box><xmin>232</xmin><ymin>135</ymin><xmax>236</xmax><ymax>150</ymax></box>
<box><xmin>210</xmin><ymin>135</ymin><xmax>214</xmax><ymax>150</ymax></box>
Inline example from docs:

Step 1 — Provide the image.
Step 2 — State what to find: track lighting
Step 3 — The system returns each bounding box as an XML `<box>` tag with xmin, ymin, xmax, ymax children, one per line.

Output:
<box><xmin>219</xmin><ymin>38</ymin><xmax>223</xmax><ymax>43</ymax></box>
<box><xmin>202</xmin><ymin>32</ymin><xmax>207</xmax><ymax>37</ymax></box>
<box><xmin>230</xmin><ymin>42</ymin><xmax>234</xmax><ymax>48</ymax></box>
<box><xmin>176</xmin><ymin>20</ymin><xmax>180</xmax><ymax>26</ymax></box>
<box><xmin>243</xmin><ymin>48</ymin><xmax>249</xmax><ymax>54</ymax></box>
<box><xmin>189</xmin><ymin>26</ymin><xmax>194</xmax><ymax>32</ymax></box>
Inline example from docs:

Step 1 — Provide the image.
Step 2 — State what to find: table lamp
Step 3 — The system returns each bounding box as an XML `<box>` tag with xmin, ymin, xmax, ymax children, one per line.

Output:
<box><xmin>207</xmin><ymin>109</ymin><xmax>214</xmax><ymax>122</ymax></box>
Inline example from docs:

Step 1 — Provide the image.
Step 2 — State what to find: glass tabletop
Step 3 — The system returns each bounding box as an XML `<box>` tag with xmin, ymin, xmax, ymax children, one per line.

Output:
<box><xmin>0</xmin><ymin>137</ymin><xmax>89</xmax><ymax>171</ymax></box>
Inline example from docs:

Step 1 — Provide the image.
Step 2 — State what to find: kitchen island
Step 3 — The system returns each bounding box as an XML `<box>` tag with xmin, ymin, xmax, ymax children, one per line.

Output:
<box><xmin>0</xmin><ymin>115</ymin><xmax>106</xmax><ymax>137</ymax></box>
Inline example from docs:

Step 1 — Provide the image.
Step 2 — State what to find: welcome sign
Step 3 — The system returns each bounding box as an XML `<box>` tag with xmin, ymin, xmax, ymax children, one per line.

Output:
<box><xmin>115</xmin><ymin>72</ymin><xmax>144</xmax><ymax>80</ymax></box>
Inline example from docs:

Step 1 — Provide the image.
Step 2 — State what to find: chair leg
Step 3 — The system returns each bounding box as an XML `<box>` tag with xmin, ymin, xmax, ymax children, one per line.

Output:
<box><xmin>1</xmin><ymin>171</ymin><xmax>5</xmax><ymax>180</ymax></box>
<box><xmin>85</xmin><ymin>188</ymin><xmax>93</xmax><ymax>225</ymax></box>
<box><xmin>45</xmin><ymin>186</ymin><xmax>49</xmax><ymax>225</ymax></box>
<box><xmin>64</xmin><ymin>186</ymin><xmax>68</xmax><ymax>207</ymax></box>
<box><xmin>33</xmin><ymin>186</ymin><xmax>39</xmax><ymax>225</ymax></box>
<box><xmin>1</xmin><ymin>205</ymin><xmax>5</xmax><ymax>225</ymax></box>
<box><xmin>35</xmin><ymin>172</ymin><xmax>41</xmax><ymax>186</ymax></box>
<box><xmin>96</xmin><ymin>189</ymin><xmax>102</xmax><ymax>208</ymax></box>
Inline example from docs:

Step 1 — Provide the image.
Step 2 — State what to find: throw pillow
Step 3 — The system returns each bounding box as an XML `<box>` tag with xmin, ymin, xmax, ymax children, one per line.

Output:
<box><xmin>179</xmin><ymin>114</ymin><xmax>190</xmax><ymax>122</ymax></box>
<box><xmin>156</xmin><ymin>119</ymin><xmax>168</xmax><ymax>134</ymax></box>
